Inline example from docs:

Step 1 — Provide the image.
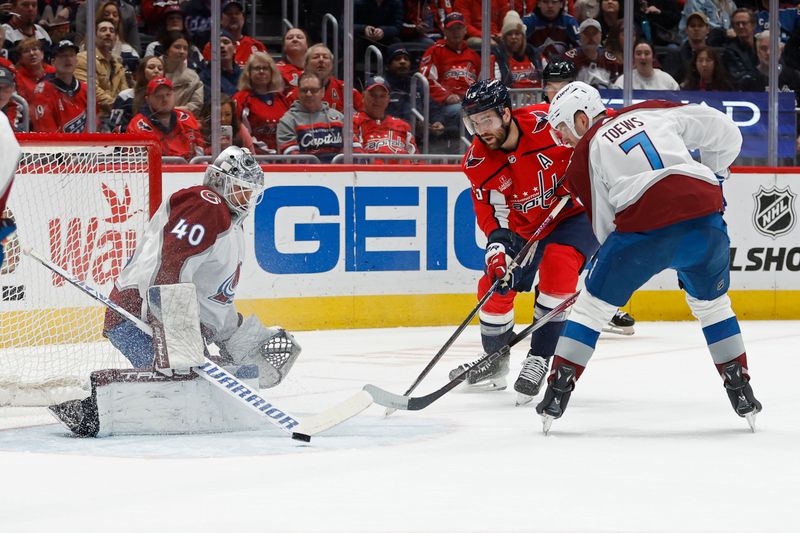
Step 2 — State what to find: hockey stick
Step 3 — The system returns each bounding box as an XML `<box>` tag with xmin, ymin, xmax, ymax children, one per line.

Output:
<box><xmin>366</xmin><ymin>290</ymin><xmax>580</xmax><ymax>411</ymax></box>
<box><xmin>384</xmin><ymin>195</ymin><xmax>571</xmax><ymax>416</ymax></box>
<box><xmin>23</xmin><ymin>247</ymin><xmax>372</xmax><ymax>441</ymax></box>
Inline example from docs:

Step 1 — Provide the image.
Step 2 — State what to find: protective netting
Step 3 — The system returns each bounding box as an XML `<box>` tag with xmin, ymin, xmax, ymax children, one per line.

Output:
<box><xmin>0</xmin><ymin>140</ymin><xmax>154</xmax><ymax>405</ymax></box>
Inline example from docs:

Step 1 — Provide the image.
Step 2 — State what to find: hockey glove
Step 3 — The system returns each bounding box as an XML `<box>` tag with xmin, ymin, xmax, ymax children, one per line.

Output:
<box><xmin>485</xmin><ymin>229</ymin><xmax>523</xmax><ymax>295</ymax></box>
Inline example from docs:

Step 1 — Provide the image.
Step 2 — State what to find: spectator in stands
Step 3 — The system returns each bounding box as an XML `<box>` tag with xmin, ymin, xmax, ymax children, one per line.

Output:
<box><xmin>127</xmin><ymin>77</ymin><xmax>206</xmax><ymax>161</ymax></box>
<box><xmin>354</xmin><ymin>75</ymin><xmax>417</xmax><ymax>161</ymax></box>
<box><xmin>460</xmin><ymin>0</ymin><xmax>511</xmax><ymax>46</ymax></box>
<box><xmin>747</xmin><ymin>30</ymin><xmax>800</xmax><ymax>93</ymax></box>
<box><xmin>76</xmin><ymin>19</ymin><xmax>128</xmax><ymax>119</ymax></box>
<box><xmin>140</xmin><ymin>0</ymin><xmax>180</xmax><ymax>36</ymax></box>
<box><xmin>31</xmin><ymin>39</ymin><xmax>97</xmax><ymax>133</ymax></box>
<box><xmin>278</xmin><ymin>71</ymin><xmax>356</xmax><ymax>163</ymax></box>
<box><xmin>492</xmin><ymin>10</ymin><xmax>542</xmax><ymax>89</ymax></box>
<box><xmin>96</xmin><ymin>0</ymin><xmax>140</xmax><ymax>77</ymax></box>
<box><xmin>722</xmin><ymin>8</ymin><xmax>760</xmax><ymax>90</ymax></box>
<box><xmin>420</xmin><ymin>12</ymin><xmax>480</xmax><ymax>137</ymax></box>
<box><xmin>782</xmin><ymin>24</ymin><xmax>800</xmax><ymax>104</ymax></box>
<box><xmin>754</xmin><ymin>0</ymin><xmax>799</xmax><ymax>43</ymax></box>
<box><xmin>75</xmin><ymin>0</ymin><xmax>140</xmax><ymax>56</ymax></box>
<box><xmin>0</xmin><ymin>26</ymin><xmax>7</xmax><ymax>62</ymax></box>
<box><xmin>276</xmin><ymin>27</ymin><xmax>308</xmax><ymax>92</ymax></box>
<box><xmin>678</xmin><ymin>0</ymin><xmax>736</xmax><ymax>44</ymax></box>
<box><xmin>144</xmin><ymin>6</ymin><xmax>204</xmax><ymax>72</ymax></box>
<box><xmin>182</xmin><ymin>0</ymin><xmax>212</xmax><ymax>49</ymax></box>
<box><xmin>681</xmin><ymin>45</ymin><xmax>735</xmax><ymax>91</ymax></box>
<box><xmin>640</xmin><ymin>0</ymin><xmax>682</xmax><ymax>47</ymax></box>
<box><xmin>0</xmin><ymin>65</ymin><xmax>21</xmax><ymax>130</ymax></box>
<box><xmin>199</xmin><ymin>93</ymin><xmax>255</xmax><ymax>154</ymax></box>
<box><xmin>564</xmin><ymin>17</ymin><xmax>620</xmax><ymax>89</ymax></box>
<box><xmin>233</xmin><ymin>52</ymin><xmax>288</xmax><ymax>154</ymax></box>
<box><xmin>41</xmin><ymin>8</ymin><xmax>72</xmax><ymax>45</ymax></box>
<box><xmin>573</xmin><ymin>0</ymin><xmax>600</xmax><ymax>23</ymax></box>
<box><xmin>523</xmin><ymin>0</ymin><xmax>579</xmax><ymax>60</ymax></box>
<box><xmin>288</xmin><ymin>44</ymin><xmax>363</xmax><ymax>112</ymax></box>
<box><xmin>604</xmin><ymin>18</ymin><xmax>643</xmax><ymax>67</ymax></box>
<box><xmin>663</xmin><ymin>11</ymin><xmax>710</xmax><ymax>84</ymax></box>
<box><xmin>401</xmin><ymin>0</ymin><xmax>452</xmax><ymax>45</ymax></box>
<box><xmin>384</xmin><ymin>47</ymin><xmax>417</xmax><ymax>123</ymax></box>
<box><xmin>354</xmin><ymin>0</ymin><xmax>403</xmax><ymax>60</ymax></box>
<box><xmin>199</xmin><ymin>31</ymin><xmax>242</xmax><ymax>97</ymax></box>
<box><xmin>613</xmin><ymin>39</ymin><xmax>679</xmax><ymax>90</ymax></box>
<box><xmin>14</xmin><ymin>37</ymin><xmax>54</xmax><ymax>102</ymax></box>
<box><xmin>598</xmin><ymin>0</ymin><xmax>620</xmax><ymax>41</ymax></box>
<box><xmin>2</xmin><ymin>0</ymin><xmax>52</xmax><ymax>60</ymax></box>
<box><xmin>162</xmin><ymin>31</ymin><xmax>204</xmax><ymax>116</ymax></box>
<box><xmin>106</xmin><ymin>55</ymin><xmax>164</xmax><ymax>133</ymax></box>
<box><xmin>201</xmin><ymin>0</ymin><xmax>267</xmax><ymax>68</ymax></box>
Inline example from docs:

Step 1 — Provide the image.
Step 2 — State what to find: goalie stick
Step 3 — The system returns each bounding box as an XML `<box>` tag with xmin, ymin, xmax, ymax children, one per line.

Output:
<box><xmin>366</xmin><ymin>290</ymin><xmax>580</xmax><ymax>411</ymax></box>
<box><xmin>23</xmin><ymin>247</ymin><xmax>372</xmax><ymax>441</ymax></box>
<box><xmin>384</xmin><ymin>195</ymin><xmax>572</xmax><ymax>416</ymax></box>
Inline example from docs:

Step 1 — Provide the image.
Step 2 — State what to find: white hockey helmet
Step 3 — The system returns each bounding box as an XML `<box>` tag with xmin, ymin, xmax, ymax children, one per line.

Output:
<box><xmin>204</xmin><ymin>146</ymin><xmax>265</xmax><ymax>221</ymax></box>
<box><xmin>547</xmin><ymin>81</ymin><xmax>605</xmax><ymax>140</ymax></box>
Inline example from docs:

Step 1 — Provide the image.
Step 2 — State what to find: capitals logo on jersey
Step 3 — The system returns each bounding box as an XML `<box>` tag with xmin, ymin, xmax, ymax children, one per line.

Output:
<box><xmin>209</xmin><ymin>262</ymin><xmax>241</xmax><ymax>305</ymax></box>
<box><xmin>528</xmin><ymin>110</ymin><xmax>549</xmax><ymax>134</ymax></box>
<box><xmin>464</xmin><ymin>145</ymin><xmax>484</xmax><ymax>169</ymax></box>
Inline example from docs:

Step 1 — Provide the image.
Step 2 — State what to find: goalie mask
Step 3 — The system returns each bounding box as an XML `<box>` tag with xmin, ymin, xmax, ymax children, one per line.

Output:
<box><xmin>547</xmin><ymin>81</ymin><xmax>605</xmax><ymax>143</ymax></box>
<box><xmin>204</xmin><ymin>146</ymin><xmax>265</xmax><ymax>222</ymax></box>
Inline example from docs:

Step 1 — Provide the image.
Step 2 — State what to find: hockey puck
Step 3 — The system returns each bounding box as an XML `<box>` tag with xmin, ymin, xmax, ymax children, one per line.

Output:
<box><xmin>291</xmin><ymin>432</ymin><xmax>311</xmax><ymax>442</ymax></box>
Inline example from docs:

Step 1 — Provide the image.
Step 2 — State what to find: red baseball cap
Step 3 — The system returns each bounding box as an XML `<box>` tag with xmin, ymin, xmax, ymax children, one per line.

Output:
<box><xmin>146</xmin><ymin>77</ymin><xmax>173</xmax><ymax>96</ymax></box>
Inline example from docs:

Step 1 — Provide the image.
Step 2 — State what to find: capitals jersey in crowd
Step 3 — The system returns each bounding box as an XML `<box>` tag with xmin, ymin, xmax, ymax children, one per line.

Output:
<box><xmin>353</xmin><ymin>112</ymin><xmax>417</xmax><ymax>159</ymax></box>
<box><xmin>564</xmin><ymin>101</ymin><xmax>741</xmax><ymax>244</ymax></box>
<box><xmin>104</xmin><ymin>185</ymin><xmax>243</xmax><ymax>342</ymax></box>
<box><xmin>286</xmin><ymin>77</ymin><xmax>364</xmax><ymax>113</ymax></box>
<box><xmin>491</xmin><ymin>46</ymin><xmax>542</xmax><ymax>88</ymax></box>
<box><xmin>232</xmin><ymin>90</ymin><xmax>289</xmax><ymax>153</ymax></box>
<box><xmin>419</xmin><ymin>39</ymin><xmax>481</xmax><ymax>103</ymax></box>
<box><xmin>126</xmin><ymin>109</ymin><xmax>205</xmax><ymax>161</ymax></box>
<box><xmin>202</xmin><ymin>36</ymin><xmax>267</xmax><ymax>67</ymax></box>
<box><xmin>464</xmin><ymin>104</ymin><xmax>583</xmax><ymax>240</ymax></box>
<box><xmin>277</xmin><ymin>58</ymin><xmax>302</xmax><ymax>91</ymax></box>
<box><xmin>30</xmin><ymin>76</ymin><xmax>91</xmax><ymax>133</ymax></box>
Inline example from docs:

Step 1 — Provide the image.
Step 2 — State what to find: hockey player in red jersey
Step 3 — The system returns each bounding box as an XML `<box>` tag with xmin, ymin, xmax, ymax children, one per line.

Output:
<box><xmin>30</xmin><ymin>40</ymin><xmax>94</xmax><ymax>133</ymax></box>
<box><xmin>354</xmin><ymin>76</ymin><xmax>417</xmax><ymax>162</ymax></box>
<box><xmin>126</xmin><ymin>77</ymin><xmax>206</xmax><ymax>161</ymax></box>
<box><xmin>448</xmin><ymin>79</ymin><xmax>599</xmax><ymax>405</ymax></box>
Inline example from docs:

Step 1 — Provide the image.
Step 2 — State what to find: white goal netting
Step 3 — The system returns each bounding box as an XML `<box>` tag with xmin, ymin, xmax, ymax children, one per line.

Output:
<box><xmin>0</xmin><ymin>137</ymin><xmax>158</xmax><ymax>405</ymax></box>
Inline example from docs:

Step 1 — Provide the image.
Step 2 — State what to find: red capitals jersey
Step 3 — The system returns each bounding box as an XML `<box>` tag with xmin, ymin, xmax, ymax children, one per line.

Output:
<box><xmin>286</xmin><ymin>77</ymin><xmax>364</xmax><ymax>113</ymax></box>
<box><xmin>419</xmin><ymin>39</ymin><xmax>481</xmax><ymax>104</ymax></box>
<box><xmin>127</xmin><ymin>109</ymin><xmax>206</xmax><ymax>161</ymax></box>
<box><xmin>232</xmin><ymin>89</ymin><xmax>289</xmax><ymax>154</ymax></box>
<box><xmin>491</xmin><ymin>52</ymin><xmax>542</xmax><ymax>89</ymax></box>
<box><xmin>15</xmin><ymin>63</ymin><xmax>55</xmax><ymax>103</ymax></box>
<box><xmin>31</xmin><ymin>76</ymin><xmax>93</xmax><ymax>133</ymax></box>
<box><xmin>354</xmin><ymin>112</ymin><xmax>417</xmax><ymax>161</ymax></box>
<box><xmin>563</xmin><ymin>47</ymin><xmax>621</xmax><ymax>88</ymax></box>
<box><xmin>202</xmin><ymin>35</ymin><xmax>267</xmax><ymax>67</ymax></box>
<box><xmin>276</xmin><ymin>58</ymin><xmax>302</xmax><ymax>91</ymax></box>
<box><xmin>463</xmin><ymin>104</ymin><xmax>584</xmax><ymax>240</ymax></box>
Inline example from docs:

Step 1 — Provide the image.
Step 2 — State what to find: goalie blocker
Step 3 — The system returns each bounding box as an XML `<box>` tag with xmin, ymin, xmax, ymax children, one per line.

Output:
<box><xmin>49</xmin><ymin>284</ymin><xmax>303</xmax><ymax>437</ymax></box>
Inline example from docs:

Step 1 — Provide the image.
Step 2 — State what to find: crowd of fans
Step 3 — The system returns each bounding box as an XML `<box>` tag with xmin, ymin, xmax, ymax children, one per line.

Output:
<box><xmin>1</xmin><ymin>0</ymin><xmax>799</xmax><ymax>161</ymax></box>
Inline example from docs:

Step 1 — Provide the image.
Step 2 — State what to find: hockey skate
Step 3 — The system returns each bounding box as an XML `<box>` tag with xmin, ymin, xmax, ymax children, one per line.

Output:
<box><xmin>535</xmin><ymin>363</ymin><xmax>577</xmax><ymax>435</ymax></box>
<box><xmin>603</xmin><ymin>310</ymin><xmax>635</xmax><ymax>336</ymax></box>
<box><xmin>514</xmin><ymin>352</ymin><xmax>549</xmax><ymax>406</ymax></box>
<box><xmin>449</xmin><ymin>349</ymin><xmax>510</xmax><ymax>390</ymax></box>
<box><xmin>48</xmin><ymin>397</ymin><xmax>99</xmax><ymax>437</ymax></box>
<box><xmin>721</xmin><ymin>361</ymin><xmax>762</xmax><ymax>432</ymax></box>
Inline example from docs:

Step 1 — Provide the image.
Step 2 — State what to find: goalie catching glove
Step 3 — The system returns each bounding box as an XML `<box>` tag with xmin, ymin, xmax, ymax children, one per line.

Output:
<box><xmin>485</xmin><ymin>228</ymin><xmax>528</xmax><ymax>295</ymax></box>
<box><xmin>218</xmin><ymin>315</ymin><xmax>302</xmax><ymax>388</ymax></box>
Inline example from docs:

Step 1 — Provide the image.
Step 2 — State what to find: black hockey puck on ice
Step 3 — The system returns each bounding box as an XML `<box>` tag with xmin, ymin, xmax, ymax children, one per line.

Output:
<box><xmin>291</xmin><ymin>432</ymin><xmax>311</xmax><ymax>442</ymax></box>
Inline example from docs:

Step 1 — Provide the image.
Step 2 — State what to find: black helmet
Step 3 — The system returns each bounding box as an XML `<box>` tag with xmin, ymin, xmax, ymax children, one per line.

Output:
<box><xmin>461</xmin><ymin>79</ymin><xmax>512</xmax><ymax>117</ymax></box>
<box><xmin>542</xmin><ymin>59</ymin><xmax>577</xmax><ymax>83</ymax></box>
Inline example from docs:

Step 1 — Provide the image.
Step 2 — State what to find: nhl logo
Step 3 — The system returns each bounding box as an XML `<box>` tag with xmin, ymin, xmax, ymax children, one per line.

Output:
<box><xmin>752</xmin><ymin>186</ymin><xmax>796</xmax><ymax>239</ymax></box>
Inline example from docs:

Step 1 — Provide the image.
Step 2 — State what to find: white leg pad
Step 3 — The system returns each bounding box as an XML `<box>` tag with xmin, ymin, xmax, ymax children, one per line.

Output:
<box><xmin>685</xmin><ymin>293</ymin><xmax>736</xmax><ymax>328</ymax></box>
<box><xmin>147</xmin><ymin>284</ymin><xmax>205</xmax><ymax>370</ymax></box>
<box><xmin>93</xmin><ymin>366</ymin><xmax>264</xmax><ymax>437</ymax></box>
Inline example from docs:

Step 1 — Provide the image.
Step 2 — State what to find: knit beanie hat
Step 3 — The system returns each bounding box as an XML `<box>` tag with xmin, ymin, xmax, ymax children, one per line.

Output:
<box><xmin>502</xmin><ymin>10</ymin><xmax>525</xmax><ymax>35</ymax></box>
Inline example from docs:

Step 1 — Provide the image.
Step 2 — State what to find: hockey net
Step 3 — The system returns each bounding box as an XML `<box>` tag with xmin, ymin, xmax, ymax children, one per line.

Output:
<box><xmin>0</xmin><ymin>134</ymin><xmax>161</xmax><ymax>405</ymax></box>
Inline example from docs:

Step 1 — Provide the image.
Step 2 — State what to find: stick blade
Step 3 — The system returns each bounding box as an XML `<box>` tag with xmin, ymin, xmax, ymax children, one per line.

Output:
<box><xmin>292</xmin><ymin>389</ymin><xmax>374</xmax><ymax>436</ymax></box>
<box><xmin>363</xmin><ymin>384</ymin><xmax>411</xmax><ymax>411</ymax></box>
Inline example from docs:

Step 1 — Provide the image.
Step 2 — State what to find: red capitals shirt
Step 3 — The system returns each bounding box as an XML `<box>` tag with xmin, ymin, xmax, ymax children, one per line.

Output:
<box><xmin>463</xmin><ymin>104</ymin><xmax>584</xmax><ymax>240</ymax></box>
<box><xmin>286</xmin><ymin>76</ymin><xmax>364</xmax><ymax>113</ymax></box>
<box><xmin>202</xmin><ymin>35</ymin><xmax>267</xmax><ymax>67</ymax></box>
<box><xmin>491</xmin><ymin>51</ymin><xmax>542</xmax><ymax>88</ymax></box>
<box><xmin>354</xmin><ymin>112</ymin><xmax>417</xmax><ymax>161</ymax></box>
<box><xmin>277</xmin><ymin>58</ymin><xmax>302</xmax><ymax>92</ymax></box>
<box><xmin>31</xmin><ymin>76</ymin><xmax>94</xmax><ymax>133</ymax></box>
<box><xmin>419</xmin><ymin>39</ymin><xmax>481</xmax><ymax>104</ymax></box>
<box><xmin>232</xmin><ymin>89</ymin><xmax>289</xmax><ymax>154</ymax></box>
<box><xmin>15</xmin><ymin>62</ymin><xmax>55</xmax><ymax>103</ymax></box>
<box><xmin>126</xmin><ymin>109</ymin><xmax>206</xmax><ymax>161</ymax></box>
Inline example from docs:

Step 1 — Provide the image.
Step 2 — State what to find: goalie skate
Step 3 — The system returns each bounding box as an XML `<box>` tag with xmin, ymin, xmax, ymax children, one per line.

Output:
<box><xmin>602</xmin><ymin>310</ymin><xmax>635</xmax><ymax>335</ymax></box>
<box><xmin>514</xmin><ymin>352</ymin><xmax>549</xmax><ymax>406</ymax></box>
<box><xmin>722</xmin><ymin>361</ymin><xmax>762</xmax><ymax>432</ymax></box>
<box><xmin>448</xmin><ymin>351</ymin><xmax>510</xmax><ymax>390</ymax></box>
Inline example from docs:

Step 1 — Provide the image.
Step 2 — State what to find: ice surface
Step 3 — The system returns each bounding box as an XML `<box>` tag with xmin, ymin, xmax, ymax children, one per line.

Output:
<box><xmin>0</xmin><ymin>321</ymin><xmax>797</xmax><ymax>533</ymax></box>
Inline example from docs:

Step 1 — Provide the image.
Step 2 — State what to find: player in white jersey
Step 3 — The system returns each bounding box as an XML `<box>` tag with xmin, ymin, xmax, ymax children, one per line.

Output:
<box><xmin>537</xmin><ymin>82</ymin><xmax>761</xmax><ymax>433</ymax></box>
<box><xmin>0</xmin><ymin>112</ymin><xmax>21</xmax><ymax>270</ymax></box>
<box><xmin>49</xmin><ymin>146</ymin><xmax>303</xmax><ymax>437</ymax></box>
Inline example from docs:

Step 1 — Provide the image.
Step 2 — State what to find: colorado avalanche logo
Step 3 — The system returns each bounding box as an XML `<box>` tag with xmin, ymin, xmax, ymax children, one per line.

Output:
<box><xmin>529</xmin><ymin>110</ymin><xmax>549</xmax><ymax>134</ymax></box>
<box><xmin>209</xmin><ymin>263</ymin><xmax>241</xmax><ymax>305</ymax></box>
<box><xmin>464</xmin><ymin>145</ymin><xmax>484</xmax><ymax>169</ymax></box>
